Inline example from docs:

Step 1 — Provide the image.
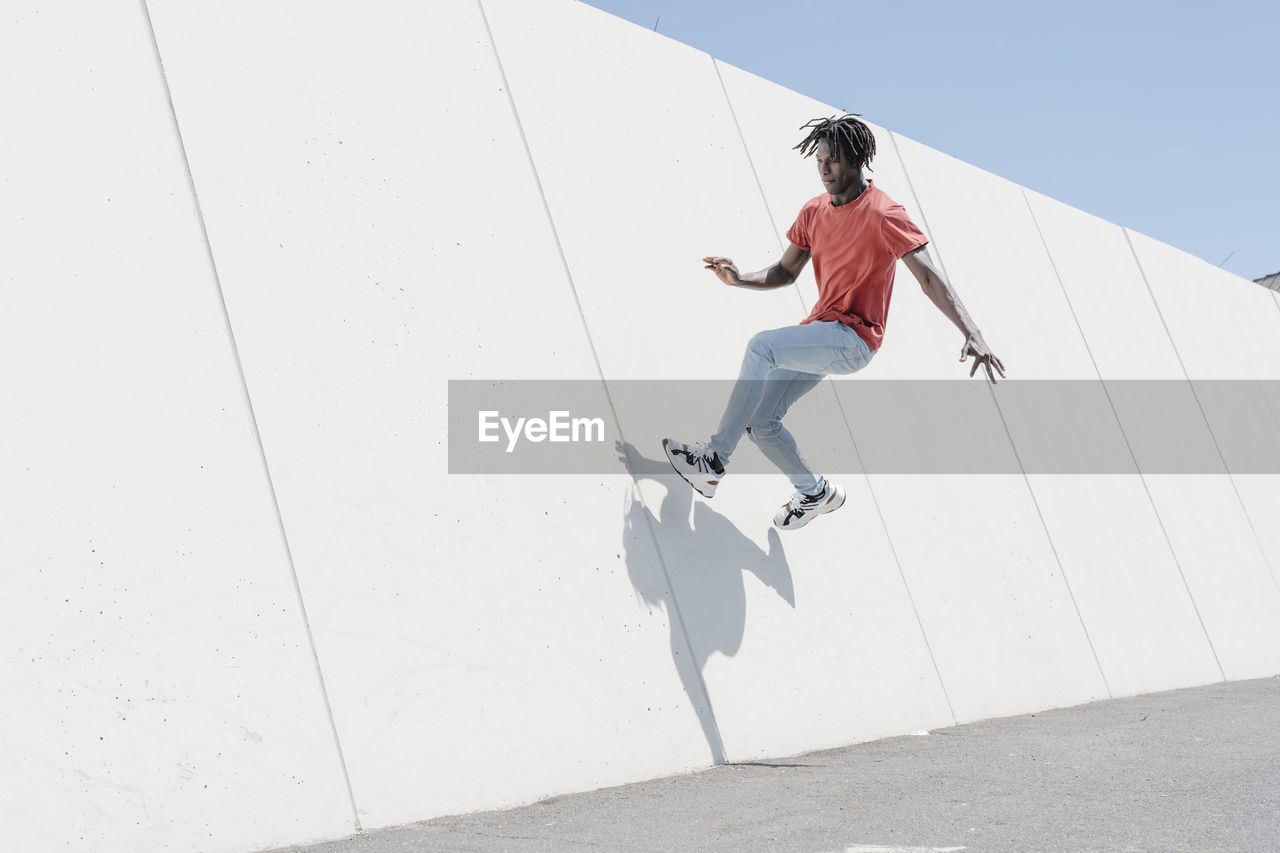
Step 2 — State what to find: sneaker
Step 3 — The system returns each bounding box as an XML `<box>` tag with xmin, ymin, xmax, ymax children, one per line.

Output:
<box><xmin>773</xmin><ymin>481</ymin><xmax>845</xmax><ymax>530</ymax></box>
<box><xmin>661</xmin><ymin>438</ymin><xmax>724</xmax><ymax>498</ymax></box>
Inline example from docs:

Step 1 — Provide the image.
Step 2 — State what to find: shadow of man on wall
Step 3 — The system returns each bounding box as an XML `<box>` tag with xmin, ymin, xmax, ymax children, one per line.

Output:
<box><xmin>617</xmin><ymin>441</ymin><xmax>794</xmax><ymax>765</ymax></box>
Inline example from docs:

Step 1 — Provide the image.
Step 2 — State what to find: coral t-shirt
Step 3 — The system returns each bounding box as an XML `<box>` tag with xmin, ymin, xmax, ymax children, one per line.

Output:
<box><xmin>785</xmin><ymin>181</ymin><xmax>928</xmax><ymax>351</ymax></box>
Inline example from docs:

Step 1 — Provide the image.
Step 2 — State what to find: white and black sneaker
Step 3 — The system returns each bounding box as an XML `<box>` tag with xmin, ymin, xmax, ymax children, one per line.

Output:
<box><xmin>661</xmin><ymin>438</ymin><xmax>724</xmax><ymax>498</ymax></box>
<box><xmin>773</xmin><ymin>481</ymin><xmax>845</xmax><ymax>530</ymax></box>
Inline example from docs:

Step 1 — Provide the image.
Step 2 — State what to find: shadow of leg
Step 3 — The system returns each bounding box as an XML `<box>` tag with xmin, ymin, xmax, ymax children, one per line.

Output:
<box><xmin>618</xmin><ymin>441</ymin><xmax>798</xmax><ymax>765</ymax></box>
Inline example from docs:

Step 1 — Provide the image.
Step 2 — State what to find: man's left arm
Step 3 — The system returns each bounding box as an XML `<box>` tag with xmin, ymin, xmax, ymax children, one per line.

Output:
<box><xmin>901</xmin><ymin>244</ymin><xmax>1006</xmax><ymax>383</ymax></box>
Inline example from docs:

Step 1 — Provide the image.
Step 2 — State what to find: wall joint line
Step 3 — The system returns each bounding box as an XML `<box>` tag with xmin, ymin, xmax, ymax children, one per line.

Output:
<box><xmin>138</xmin><ymin>0</ymin><xmax>362</xmax><ymax>830</ymax></box>
<box><xmin>1021</xmin><ymin>190</ymin><xmax>1225</xmax><ymax>680</ymax></box>
<box><xmin>890</xmin><ymin>132</ymin><xmax>1113</xmax><ymax>700</ymax></box>
<box><xmin>1123</xmin><ymin>228</ymin><xmax>1280</xmax><ymax>600</ymax></box>
<box><xmin>476</xmin><ymin>0</ymin><xmax>727</xmax><ymax>765</ymax></box>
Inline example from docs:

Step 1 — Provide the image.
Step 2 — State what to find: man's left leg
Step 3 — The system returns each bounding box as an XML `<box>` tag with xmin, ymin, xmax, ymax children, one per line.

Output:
<box><xmin>742</xmin><ymin>368</ymin><xmax>825</xmax><ymax>493</ymax></box>
<box><xmin>707</xmin><ymin>322</ymin><xmax>870</xmax><ymax>464</ymax></box>
<box><xmin>663</xmin><ymin>321</ymin><xmax>870</xmax><ymax>503</ymax></box>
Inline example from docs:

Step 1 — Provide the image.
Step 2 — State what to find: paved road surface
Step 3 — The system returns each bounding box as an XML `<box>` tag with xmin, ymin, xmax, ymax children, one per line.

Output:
<box><xmin>271</xmin><ymin>676</ymin><xmax>1280</xmax><ymax>852</ymax></box>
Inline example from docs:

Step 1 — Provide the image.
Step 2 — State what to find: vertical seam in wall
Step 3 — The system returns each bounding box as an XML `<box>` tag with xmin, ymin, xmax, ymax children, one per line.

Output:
<box><xmin>1250</xmin><ymin>367</ymin><xmax>1280</xmax><ymax>441</ymax></box>
<box><xmin>1022</xmin><ymin>190</ymin><xmax>1225</xmax><ymax>681</ymax></box>
<box><xmin>477</xmin><ymin>0</ymin><xmax>727</xmax><ymax>764</ymax></box>
<box><xmin>890</xmin><ymin>132</ymin><xmax>1113</xmax><ymax>701</ymax></box>
<box><xmin>1123</xmin><ymin>228</ymin><xmax>1280</xmax><ymax>599</ymax></box>
<box><xmin>139</xmin><ymin>0</ymin><xmax>362</xmax><ymax>830</ymax></box>
<box><xmin>711</xmin><ymin>58</ymin><xmax>783</xmax><ymax>240</ymax></box>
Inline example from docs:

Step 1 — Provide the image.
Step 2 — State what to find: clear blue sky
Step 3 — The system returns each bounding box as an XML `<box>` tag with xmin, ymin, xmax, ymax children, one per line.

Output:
<box><xmin>581</xmin><ymin>0</ymin><xmax>1278</xmax><ymax>281</ymax></box>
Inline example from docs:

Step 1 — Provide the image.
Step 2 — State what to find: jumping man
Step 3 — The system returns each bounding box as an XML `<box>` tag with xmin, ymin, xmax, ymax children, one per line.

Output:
<box><xmin>663</xmin><ymin>114</ymin><xmax>1005</xmax><ymax>530</ymax></box>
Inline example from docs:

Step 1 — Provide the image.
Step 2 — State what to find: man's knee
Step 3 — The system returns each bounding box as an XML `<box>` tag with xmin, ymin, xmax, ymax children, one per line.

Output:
<box><xmin>746</xmin><ymin>329</ymin><xmax>777</xmax><ymax>364</ymax></box>
<box><xmin>746</xmin><ymin>418</ymin><xmax>782</xmax><ymax>442</ymax></box>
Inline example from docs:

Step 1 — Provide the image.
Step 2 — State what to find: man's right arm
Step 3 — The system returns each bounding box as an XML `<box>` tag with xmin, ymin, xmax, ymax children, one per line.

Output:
<box><xmin>702</xmin><ymin>242</ymin><xmax>811</xmax><ymax>290</ymax></box>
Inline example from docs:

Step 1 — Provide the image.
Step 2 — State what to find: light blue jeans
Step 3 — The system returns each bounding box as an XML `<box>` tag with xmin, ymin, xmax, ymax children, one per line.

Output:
<box><xmin>708</xmin><ymin>321</ymin><xmax>874</xmax><ymax>494</ymax></box>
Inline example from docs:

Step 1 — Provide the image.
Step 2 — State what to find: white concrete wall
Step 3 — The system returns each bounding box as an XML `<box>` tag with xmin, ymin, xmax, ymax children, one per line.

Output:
<box><xmin>0</xmin><ymin>3</ymin><xmax>355</xmax><ymax>851</ymax></box>
<box><xmin>5</xmin><ymin>0</ymin><xmax>1280</xmax><ymax>850</ymax></box>
<box><xmin>141</xmin><ymin>0</ymin><xmax>716</xmax><ymax>832</ymax></box>
<box><xmin>1022</xmin><ymin>191</ymin><xmax>1225</xmax><ymax>691</ymax></box>
<box><xmin>1122</xmin><ymin>231</ymin><xmax>1280</xmax><ymax>677</ymax></box>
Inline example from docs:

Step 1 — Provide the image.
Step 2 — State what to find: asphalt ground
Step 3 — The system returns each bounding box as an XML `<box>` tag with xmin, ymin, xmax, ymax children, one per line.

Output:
<box><xmin>271</xmin><ymin>676</ymin><xmax>1280</xmax><ymax>853</ymax></box>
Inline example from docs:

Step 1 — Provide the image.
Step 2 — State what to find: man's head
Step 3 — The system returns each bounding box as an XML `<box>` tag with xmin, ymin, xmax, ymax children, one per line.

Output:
<box><xmin>794</xmin><ymin>114</ymin><xmax>877</xmax><ymax>174</ymax></box>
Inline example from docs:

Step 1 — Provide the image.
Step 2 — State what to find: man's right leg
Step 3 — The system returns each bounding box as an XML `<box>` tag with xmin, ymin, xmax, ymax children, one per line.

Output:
<box><xmin>708</xmin><ymin>322</ymin><xmax>868</xmax><ymax>463</ymax></box>
<box><xmin>664</xmin><ymin>322</ymin><xmax>868</xmax><ymax>498</ymax></box>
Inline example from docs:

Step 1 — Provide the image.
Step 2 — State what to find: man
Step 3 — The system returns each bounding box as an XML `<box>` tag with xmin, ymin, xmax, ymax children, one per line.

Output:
<box><xmin>663</xmin><ymin>114</ymin><xmax>1005</xmax><ymax>530</ymax></box>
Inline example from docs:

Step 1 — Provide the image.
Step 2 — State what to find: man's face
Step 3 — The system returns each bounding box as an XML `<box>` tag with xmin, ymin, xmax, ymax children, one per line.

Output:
<box><xmin>815</xmin><ymin>139</ymin><xmax>860</xmax><ymax>197</ymax></box>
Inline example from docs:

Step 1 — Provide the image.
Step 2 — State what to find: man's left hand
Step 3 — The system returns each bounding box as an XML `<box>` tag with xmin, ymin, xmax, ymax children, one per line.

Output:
<box><xmin>961</xmin><ymin>334</ymin><xmax>1006</xmax><ymax>384</ymax></box>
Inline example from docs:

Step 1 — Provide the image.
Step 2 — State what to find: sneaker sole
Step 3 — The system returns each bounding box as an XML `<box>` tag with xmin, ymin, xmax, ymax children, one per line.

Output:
<box><xmin>661</xmin><ymin>438</ymin><xmax>718</xmax><ymax>498</ymax></box>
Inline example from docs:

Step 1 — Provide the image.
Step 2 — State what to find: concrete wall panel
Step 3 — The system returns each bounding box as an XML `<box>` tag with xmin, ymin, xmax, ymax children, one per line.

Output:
<box><xmin>1013</xmin><ymin>189</ymin><xmax>1223</xmax><ymax>686</ymax></box>
<box><xmin>1127</xmin><ymin>232</ymin><xmax>1280</xmax><ymax>465</ymax></box>
<box><xmin>854</xmin><ymin>136</ymin><xmax>1110</xmax><ymax>718</ymax></box>
<box><xmin>1191</xmin><ymin>254</ymin><xmax>1280</xmax><ymax>559</ymax></box>
<box><xmin>890</xmin><ymin>138</ymin><xmax>1091</xmax><ymax>378</ymax></box>
<box><xmin>484</xmin><ymin>0</ymin><xmax>953</xmax><ymax>759</ymax></box>
<box><xmin>1024</xmin><ymin>190</ymin><xmax>1278</xmax><ymax>682</ymax></box>
<box><xmin>484</xmin><ymin>1</ymin><xmax>805</xmax><ymax>381</ymax></box>
<box><xmin>1226</xmin><ymin>279</ymin><xmax>1280</xmax><ymax>580</ymax></box>
<box><xmin>146</xmin><ymin>0</ymin><xmax>715</xmax><ymax>829</ymax></box>
<box><xmin>1130</xmin><ymin>231</ymin><xmax>1280</xmax><ymax>380</ymax></box>
<box><xmin>903</xmin><ymin>144</ymin><xmax>1227</xmax><ymax>696</ymax></box>
<box><xmin>0</xmin><ymin>3</ymin><xmax>357</xmax><ymax>851</ymax></box>
<box><xmin>1126</xmin><ymin>232</ymin><xmax>1280</xmax><ymax>677</ymax></box>
<box><xmin>1019</xmin><ymin>193</ymin><xmax>1187</xmax><ymax>381</ymax></box>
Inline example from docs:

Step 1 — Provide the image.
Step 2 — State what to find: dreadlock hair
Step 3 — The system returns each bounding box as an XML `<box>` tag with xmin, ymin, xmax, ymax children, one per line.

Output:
<box><xmin>793</xmin><ymin>114</ymin><xmax>877</xmax><ymax>172</ymax></box>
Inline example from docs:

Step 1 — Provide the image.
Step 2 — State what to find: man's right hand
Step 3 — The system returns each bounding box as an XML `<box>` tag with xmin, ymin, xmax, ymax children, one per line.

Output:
<box><xmin>702</xmin><ymin>256</ymin><xmax>741</xmax><ymax>287</ymax></box>
<box><xmin>703</xmin><ymin>244</ymin><xmax>808</xmax><ymax>291</ymax></box>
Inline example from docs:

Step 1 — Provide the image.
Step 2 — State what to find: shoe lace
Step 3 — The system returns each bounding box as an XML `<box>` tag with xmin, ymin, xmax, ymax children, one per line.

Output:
<box><xmin>676</xmin><ymin>441</ymin><xmax>717</xmax><ymax>473</ymax></box>
<box><xmin>787</xmin><ymin>486</ymin><xmax>825</xmax><ymax>516</ymax></box>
